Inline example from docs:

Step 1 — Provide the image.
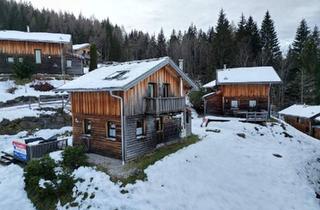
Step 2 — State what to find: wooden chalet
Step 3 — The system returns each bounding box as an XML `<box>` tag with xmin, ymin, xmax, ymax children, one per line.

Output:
<box><xmin>279</xmin><ymin>104</ymin><xmax>320</xmax><ymax>140</ymax></box>
<box><xmin>0</xmin><ymin>30</ymin><xmax>83</xmax><ymax>75</ymax></box>
<box><xmin>58</xmin><ymin>57</ymin><xmax>198</xmax><ymax>162</ymax></box>
<box><xmin>73</xmin><ymin>43</ymin><xmax>90</xmax><ymax>66</ymax></box>
<box><xmin>203</xmin><ymin>66</ymin><xmax>282</xmax><ymax>120</ymax></box>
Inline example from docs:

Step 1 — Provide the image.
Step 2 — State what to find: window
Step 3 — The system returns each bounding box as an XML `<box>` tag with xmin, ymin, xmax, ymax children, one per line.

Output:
<box><xmin>147</xmin><ymin>83</ymin><xmax>156</xmax><ymax>97</ymax></box>
<box><xmin>249</xmin><ymin>100</ymin><xmax>256</xmax><ymax>108</ymax></box>
<box><xmin>156</xmin><ymin>117</ymin><xmax>163</xmax><ymax>132</ymax></box>
<box><xmin>66</xmin><ymin>60</ymin><xmax>72</xmax><ymax>68</ymax></box>
<box><xmin>104</xmin><ymin>70</ymin><xmax>129</xmax><ymax>80</ymax></box>
<box><xmin>7</xmin><ymin>57</ymin><xmax>14</xmax><ymax>63</ymax></box>
<box><xmin>231</xmin><ymin>100</ymin><xmax>238</xmax><ymax>109</ymax></box>
<box><xmin>107</xmin><ymin>122</ymin><xmax>116</xmax><ymax>139</ymax></box>
<box><xmin>162</xmin><ymin>83</ymin><xmax>170</xmax><ymax>97</ymax></box>
<box><xmin>83</xmin><ymin>119</ymin><xmax>92</xmax><ymax>135</ymax></box>
<box><xmin>35</xmin><ymin>49</ymin><xmax>41</xmax><ymax>64</ymax></box>
<box><xmin>18</xmin><ymin>57</ymin><xmax>23</xmax><ymax>63</ymax></box>
<box><xmin>136</xmin><ymin>119</ymin><xmax>144</xmax><ymax>138</ymax></box>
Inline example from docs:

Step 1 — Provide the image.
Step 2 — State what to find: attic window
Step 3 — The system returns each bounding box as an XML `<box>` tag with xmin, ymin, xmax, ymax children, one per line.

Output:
<box><xmin>104</xmin><ymin>70</ymin><xmax>129</xmax><ymax>80</ymax></box>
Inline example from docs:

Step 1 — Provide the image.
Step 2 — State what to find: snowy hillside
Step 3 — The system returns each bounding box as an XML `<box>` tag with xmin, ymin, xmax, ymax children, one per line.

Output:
<box><xmin>1</xmin><ymin>115</ymin><xmax>320</xmax><ymax>210</ymax></box>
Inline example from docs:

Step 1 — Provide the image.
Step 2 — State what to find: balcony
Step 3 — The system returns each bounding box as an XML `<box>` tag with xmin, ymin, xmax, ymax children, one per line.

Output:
<box><xmin>144</xmin><ymin>97</ymin><xmax>186</xmax><ymax>115</ymax></box>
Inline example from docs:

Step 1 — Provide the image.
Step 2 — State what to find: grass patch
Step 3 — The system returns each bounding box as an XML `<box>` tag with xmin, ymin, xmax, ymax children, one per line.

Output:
<box><xmin>115</xmin><ymin>135</ymin><xmax>199</xmax><ymax>186</ymax></box>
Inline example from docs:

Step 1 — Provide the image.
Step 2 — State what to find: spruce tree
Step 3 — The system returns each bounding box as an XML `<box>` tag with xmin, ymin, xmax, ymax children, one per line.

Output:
<box><xmin>292</xmin><ymin>19</ymin><xmax>310</xmax><ymax>55</ymax></box>
<box><xmin>157</xmin><ymin>28</ymin><xmax>167</xmax><ymax>57</ymax></box>
<box><xmin>213</xmin><ymin>9</ymin><xmax>235</xmax><ymax>68</ymax></box>
<box><xmin>260</xmin><ymin>11</ymin><xmax>281</xmax><ymax>66</ymax></box>
<box><xmin>245</xmin><ymin>16</ymin><xmax>261</xmax><ymax>65</ymax></box>
<box><xmin>89</xmin><ymin>44</ymin><xmax>98</xmax><ymax>71</ymax></box>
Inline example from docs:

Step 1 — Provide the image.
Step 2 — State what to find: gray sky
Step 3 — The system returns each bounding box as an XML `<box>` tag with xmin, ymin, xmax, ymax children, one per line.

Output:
<box><xmin>25</xmin><ymin>0</ymin><xmax>320</xmax><ymax>51</ymax></box>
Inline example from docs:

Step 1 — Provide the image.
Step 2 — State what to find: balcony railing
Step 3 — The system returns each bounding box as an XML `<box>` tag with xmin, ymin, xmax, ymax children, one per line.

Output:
<box><xmin>144</xmin><ymin>97</ymin><xmax>186</xmax><ymax>115</ymax></box>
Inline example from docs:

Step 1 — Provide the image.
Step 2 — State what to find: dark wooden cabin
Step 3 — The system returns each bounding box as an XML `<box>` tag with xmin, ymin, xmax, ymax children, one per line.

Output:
<box><xmin>203</xmin><ymin>66</ymin><xmax>282</xmax><ymax>119</ymax></box>
<box><xmin>0</xmin><ymin>30</ymin><xmax>83</xmax><ymax>75</ymax></box>
<box><xmin>279</xmin><ymin>104</ymin><xmax>320</xmax><ymax>140</ymax></box>
<box><xmin>58</xmin><ymin>57</ymin><xmax>198</xmax><ymax>162</ymax></box>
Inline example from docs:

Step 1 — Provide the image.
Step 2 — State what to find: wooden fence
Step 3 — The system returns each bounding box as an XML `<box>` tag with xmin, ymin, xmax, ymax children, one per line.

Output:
<box><xmin>26</xmin><ymin>138</ymin><xmax>68</xmax><ymax>160</ymax></box>
<box><xmin>38</xmin><ymin>94</ymin><xmax>69</xmax><ymax>109</ymax></box>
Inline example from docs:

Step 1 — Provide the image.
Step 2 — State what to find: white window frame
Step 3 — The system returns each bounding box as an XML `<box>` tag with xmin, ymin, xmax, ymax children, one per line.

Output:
<box><xmin>107</xmin><ymin>122</ymin><xmax>116</xmax><ymax>140</ymax></box>
<box><xmin>136</xmin><ymin>119</ymin><xmax>145</xmax><ymax>139</ymax></box>
<box><xmin>249</xmin><ymin>100</ymin><xmax>256</xmax><ymax>108</ymax></box>
<box><xmin>231</xmin><ymin>100</ymin><xmax>239</xmax><ymax>109</ymax></box>
<box><xmin>66</xmin><ymin>60</ymin><xmax>72</xmax><ymax>68</ymax></box>
<box><xmin>7</xmin><ymin>57</ymin><xmax>14</xmax><ymax>63</ymax></box>
<box><xmin>35</xmin><ymin>49</ymin><xmax>41</xmax><ymax>64</ymax></box>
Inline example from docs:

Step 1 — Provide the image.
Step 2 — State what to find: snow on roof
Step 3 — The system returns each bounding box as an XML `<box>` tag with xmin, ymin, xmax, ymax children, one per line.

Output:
<box><xmin>279</xmin><ymin>104</ymin><xmax>320</xmax><ymax>119</ymax></box>
<box><xmin>58</xmin><ymin>57</ymin><xmax>198</xmax><ymax>91</ymax></box>
<box><xmin>73</xmin><ymin>43</ymin><xmax>90</xmax><ymax>50</ymax></box>
<box><xmin>217</xmin><ymin>66</ymin><xmax>282</xmax><ymax>84</ymax></box>
<box><xmin>0</xmin><ymin>30</ymin><xmax>71</xmax><ymax>44</ymax></box>
<box><xmin>203</xmin><ymin>80</ymin><xmax>216</xmax><ymax>88</ymax></box>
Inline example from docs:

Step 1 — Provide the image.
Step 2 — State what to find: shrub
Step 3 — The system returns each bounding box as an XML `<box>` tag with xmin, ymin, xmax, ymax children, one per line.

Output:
<box><xmin>13</xmin><ymin>59</ymin><xmax>34</xmax><ymax>80</ymax></box>
<box><xmin>30</xmin><ymin>81</ymin><xmax>54</xmax><ymax>91</ymax></box>
<box><xmin>189</xmin><ymin>89</ymin><xmax>206</xmax><ymax>113</ymax></box>
<box><xmin>24</xmin><ymin>155</ymin><xmax>76</xmax><ymax>210</ymax></box>
<box><xmin>62</xmin><ymin>146</ymin><xmax>88</xmax><ymax>170</ymax></box>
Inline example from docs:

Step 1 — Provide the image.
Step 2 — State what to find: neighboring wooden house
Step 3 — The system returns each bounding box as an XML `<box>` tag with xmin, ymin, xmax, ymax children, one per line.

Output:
<box><xmin>73</xmin><ymin>43</ymin><xmax>90</xmax><ymax>66</ymax></box>
<box><xmin>58</xmin><ymin>57</ymin><xmax>198</xmax><ymax>162</ymax></box>
<box><xmin>0</xmin><ymin>30</ymin><xmax>83</xmax><ymax>75</ymax></box>
<box><xmin>202</xmin><ymin>66</ymin><xmax>282</xmax><ymax>119</ymax></box>
<box><xmin>279</xmin><ymin>104</ymin><xmax>320</xmax><ymax>140</ymax></box>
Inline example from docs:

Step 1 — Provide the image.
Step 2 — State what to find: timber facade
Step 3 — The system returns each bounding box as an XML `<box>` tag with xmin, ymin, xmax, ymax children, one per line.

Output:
<box><xmin>0</xmin><ymin>31</ymin><xmax>83</xmax><ymax>75</ymax></box>
<box><xmin>203</xmin><ymin>66</ymin><xmax>282</xmax><ymax>119</ymax></box>
<box><xmin>63</xmin><ymin>57</ymin><xmax>197</xmax><ymax>161</ymax></box>
<box><xmin>279</xmin><ymin>105</ymin><xmax>320</xmax><ymax>140</ymax></box>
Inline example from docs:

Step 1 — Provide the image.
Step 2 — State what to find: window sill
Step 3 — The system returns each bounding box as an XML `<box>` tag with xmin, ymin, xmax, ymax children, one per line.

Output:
<box><xmin>136</xmin><ymin>135</ymin><xmax>146</xmax><ymax>140</ymax></box>
<box><xmin>107</xmin><ymin>137</ymin><xmax>116</xmax><ymax>141</ymax></box>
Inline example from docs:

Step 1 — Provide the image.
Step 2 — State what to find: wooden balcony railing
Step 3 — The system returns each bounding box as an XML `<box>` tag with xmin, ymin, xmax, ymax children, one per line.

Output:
<box><xmin>144</xmin><ymin>97</ymin><xmax>186</xmax><ymax>115</ymax></box>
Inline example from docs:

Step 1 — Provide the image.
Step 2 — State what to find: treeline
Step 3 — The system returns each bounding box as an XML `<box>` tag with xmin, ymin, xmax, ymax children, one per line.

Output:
<box><xmin>0</xmin><ymin>0</ymin><xmax>319</xmax><ymax>107</ymax></box>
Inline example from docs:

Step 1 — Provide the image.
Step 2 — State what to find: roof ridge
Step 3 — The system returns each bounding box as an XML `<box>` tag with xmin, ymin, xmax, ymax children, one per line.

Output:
<box><xmin>108</xmin><ymin>56</ymin><xmax>169</xmax><ymax>67</ymax></box>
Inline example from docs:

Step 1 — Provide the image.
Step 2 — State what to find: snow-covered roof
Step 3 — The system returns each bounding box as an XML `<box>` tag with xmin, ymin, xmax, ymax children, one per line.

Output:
<box><xmin>203</xmin><ymin>80</ymin><xmax>216</xmax><ymax>88</ymax></box>
<box><xmin>279</xmin><ymin>104</ymin><xmax>320</xmax><ymax>119</ymax></box>
<box><xmin>58</xmin><ymin>57</ymin><xmax>198</xmax><ymax>92</ymax></box>
<box><xmin>0</xmin><ymin>30</ymin><xmax>71</xmax><ymax>44</ymax></box>
<box><xmin>73</xmin><ymin>43</ymin><xmax>90</xmax><ymax>51</ymax></box>
<box><xmin>217</xmin><ymin>66</ymin><xmax>282</xmax><ymax>85</ymax></box>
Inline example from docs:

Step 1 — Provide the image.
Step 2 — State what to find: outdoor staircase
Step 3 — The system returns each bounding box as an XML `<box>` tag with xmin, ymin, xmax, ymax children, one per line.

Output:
<box><xmin>0</xmin><ymin>152</ymin><xmax>15</xmax><ymax>165</ymax></box>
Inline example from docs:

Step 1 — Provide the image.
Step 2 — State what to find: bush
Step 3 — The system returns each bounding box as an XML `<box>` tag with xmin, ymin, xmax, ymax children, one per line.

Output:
<box><xmin>62</xmin><ymin>146</ymin><xmax>88</xmax><ymax>170</ymax></box>
<box><xmin>24</xmin><ymin>155</ymin><xmax>76</xmax><ymax>210</ymax></box>
<box><xmin>30</xmin><ymin>81</ymin><xmax>54</xmax><ymax>91</ymax></box>
<box><xmin>13</xmin><ymin>59</ymin><xmax>34</xmax><ymax>80</ymax></box>
<box><xmin>189</xmin><ymin>89</ymin><xmax>206</xmax><ymax>113</ymax></box>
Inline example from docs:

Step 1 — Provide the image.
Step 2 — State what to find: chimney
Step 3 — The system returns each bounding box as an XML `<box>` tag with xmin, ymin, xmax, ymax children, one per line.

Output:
<box><xmin>223</xmin><ymin>64</ymin><xmax>227</xmax><ymax>70</ymax></box>
<box><xmin>26</xmin><ymin>25</ymin><xmax>30</xmax><ymax>32</ymax></box>
<box><xmin>179</xmin><ymin>59</ymin><xmax>184</xmax><ymax>71</ymax></box>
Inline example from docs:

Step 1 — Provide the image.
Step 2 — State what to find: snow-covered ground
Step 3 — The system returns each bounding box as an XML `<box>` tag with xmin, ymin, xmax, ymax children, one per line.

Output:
<box><xmin>0</xmin><ymin>79</ymin><xmax>66</xmax><ymax>103</ymax></box>
<box><xmin>1</xmin><ymin>115</ymin><xmax>320</xmax><ymax>210</ymax></box>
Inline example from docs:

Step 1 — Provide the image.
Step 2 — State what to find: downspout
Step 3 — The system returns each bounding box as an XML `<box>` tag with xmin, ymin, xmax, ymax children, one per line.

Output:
<box><xmin>267</xmin><ymin>83</ymin><xmax>271</xmax><ymax>118</ymax></box>
<box><xmin>109</xmin><ymin>91</ymin><xmax>125</xmax><ymax>165</ymax></box>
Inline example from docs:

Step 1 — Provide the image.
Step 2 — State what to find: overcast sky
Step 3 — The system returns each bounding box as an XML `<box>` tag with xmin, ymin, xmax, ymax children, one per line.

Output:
<box><xmin>24</xmin><ymin>0</ymin><xmax>320</xmax><ymax>51</ymax></box>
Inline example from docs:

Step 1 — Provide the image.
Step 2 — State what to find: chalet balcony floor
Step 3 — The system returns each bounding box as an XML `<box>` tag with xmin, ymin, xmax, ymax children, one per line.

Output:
<box><xmin>144</xmin><ymin>96</ymin><xmax>186</xmax><ymax>115</ymax></box>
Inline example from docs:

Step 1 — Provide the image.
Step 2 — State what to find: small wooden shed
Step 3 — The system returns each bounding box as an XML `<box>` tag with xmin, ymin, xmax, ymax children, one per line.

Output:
<box><xmin>279</xmin><ymin>104</ymin><xmax>320</xmax><ymax>139</ymax></box>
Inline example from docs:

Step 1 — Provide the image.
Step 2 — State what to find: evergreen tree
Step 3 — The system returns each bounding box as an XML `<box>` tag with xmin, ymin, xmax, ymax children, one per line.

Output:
<box><xmin>89</xmin><ymin>44</ymin><xmax>98</xmax><ymax>71</ymax></box>
<box><xmin>157</xmin><ymin>28</ymin><xmax>167</xmax><ymax>57</ymax></box>
<box><xmin>245</xmin><ymin>16</ymin><xmax>261</xmax><ymax>65</ymax></box>
<box><xmin>260</xmin><ymin>11</ymin><xmax>281</xmax><ymax>66</ymax></box>
<box><xmin>213</xmin><ymin>9</ymin><xmax>235</xmax><ymax>68</ymax></box>
<box><xmin>292</xmin><ymin>19</ymin><xmax>310</xmax><ymax>55</ymax></box>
